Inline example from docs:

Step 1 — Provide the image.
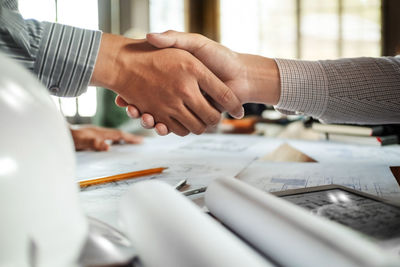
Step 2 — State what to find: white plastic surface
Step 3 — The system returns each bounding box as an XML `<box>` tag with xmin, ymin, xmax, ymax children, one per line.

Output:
<box><xmin>0</xmin><ymin>53</ymin><xmax>87</xmax><ymax>267</ymax></box>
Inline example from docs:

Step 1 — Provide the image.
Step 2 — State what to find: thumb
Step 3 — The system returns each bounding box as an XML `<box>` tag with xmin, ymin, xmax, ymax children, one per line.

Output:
<box><xmin>146</xmin><ymin>32</ymin><xmax>176</xmax><ymax>48</ymax></box>
<box><xmin>146</xmin><ymin>31</ymin><xmax>209</xmax><ymax>54</ymax></box>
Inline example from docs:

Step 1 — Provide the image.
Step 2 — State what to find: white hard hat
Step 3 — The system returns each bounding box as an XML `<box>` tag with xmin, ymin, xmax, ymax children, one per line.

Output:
<box><xmin>0</xmin><ymin>52</ymin><xmax>87</xmax><ymax>267</ymax></box>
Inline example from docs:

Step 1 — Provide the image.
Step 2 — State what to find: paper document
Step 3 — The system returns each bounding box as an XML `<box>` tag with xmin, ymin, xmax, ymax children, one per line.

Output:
<box><xmin>76</xmin><ymin>134</ymin><xmax>400</xmax><ymax>227</ymax></box>
<box><xmin>77</xmin><ymin>134</ymin><xmax>265</xmax><ymax>226</ymax></box>
<box><xmin>76</xmin><ymin>134</ymin><xmax>264</xmax><ymax>181</ymax></box>
<box><xmin>237</xmin><ymin>162</ymin><xmax>400</xmax><ymax>200</ymax></box>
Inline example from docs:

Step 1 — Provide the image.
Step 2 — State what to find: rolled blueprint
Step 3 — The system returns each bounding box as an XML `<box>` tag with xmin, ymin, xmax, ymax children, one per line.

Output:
<box><xmin>119</xmin><ymin>180</ymin><xmax>272</xmax><ymax>267</ymax></box>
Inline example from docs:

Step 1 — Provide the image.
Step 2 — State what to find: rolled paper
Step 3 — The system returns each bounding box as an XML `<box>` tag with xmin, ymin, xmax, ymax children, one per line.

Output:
<box><xmin>119</xmin><ymin>180</ymin><xmax>271</xmax><ymax>267</ymax></box>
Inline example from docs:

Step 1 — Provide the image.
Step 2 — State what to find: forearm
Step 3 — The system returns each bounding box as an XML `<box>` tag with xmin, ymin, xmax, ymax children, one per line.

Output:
<box><xmin>90</xmin><ymin>33</ymin><xmax>127</xmax><ymax>91</ymax></box>
<box><xmin>275</xmin><ymin>57</ymin><xmax>400</xmax><ymax>124</ymax></box>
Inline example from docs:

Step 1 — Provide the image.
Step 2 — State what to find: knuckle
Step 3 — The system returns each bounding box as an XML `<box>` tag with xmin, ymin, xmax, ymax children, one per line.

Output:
<box><xmin>218</xmin><ymin>87</ymin><xmax>234</xmax><ymax>105</ymax></box>
<box><xmin>207</xmin><ymin>113</ymin><xmax>221</xmax><ymax>126</ymax></box>
<box><xmin>181</xmin><ymin>58</ymin><xmax>199</xmax><ymax>74</ymax></box>
<box><xmin>192</xmin><ymin>33</ymin><xmax>203</xmax><ymax>40</ymax></box>
<box><xmin>165</xmin><ymin>29</ymin><xmax>175</xmax><ymax>35</ymax></box>
<box><xmin>192</xmin><ymin>33</ymin><xmax>207</xmax><ymax>45</ymax></box>
<box><xmin>178</xmin><ymin>86</ymin><xmax>193</xmax><ymax>99</ymax></box>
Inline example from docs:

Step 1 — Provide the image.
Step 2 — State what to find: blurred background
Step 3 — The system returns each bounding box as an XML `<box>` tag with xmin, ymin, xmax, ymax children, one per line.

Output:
<box><xmin>18</xmin><ymin>0</ymin><xmax>400</xmax><ymax>134</ymax></box>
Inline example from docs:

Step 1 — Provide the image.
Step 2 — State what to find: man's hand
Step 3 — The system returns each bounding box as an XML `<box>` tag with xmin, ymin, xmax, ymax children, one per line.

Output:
<box><xmin>116</xmin><ymin>31</ymin><xmax>281</xmax><ymax>135</ymax></box>
<box><xmin>90</xmin><ymin>33</ymin><xmax>244</xmax><ymax>136</ymax></box>
<box><xmin>70</xmin><ymin>125</ymin><xmax>142</xmax><ymax>151</ymax></box>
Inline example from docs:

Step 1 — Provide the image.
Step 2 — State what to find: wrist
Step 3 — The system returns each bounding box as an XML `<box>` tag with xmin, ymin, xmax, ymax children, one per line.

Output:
<box><xmin>239</xmin><ymin>54</ymin><xmax>281</xmax><ymax>105</ymax></box>
<box><xmin>90</xmin><ymin>33</ymin><xmax>127</xmax><ymax>91</ymax></box>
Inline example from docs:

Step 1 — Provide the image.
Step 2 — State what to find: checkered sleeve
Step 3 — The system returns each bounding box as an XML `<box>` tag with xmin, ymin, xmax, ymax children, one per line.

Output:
<box><xmin>274</xmin><ymin>57</ymin><xmax>400</xmax><ymax>124</ymax></box>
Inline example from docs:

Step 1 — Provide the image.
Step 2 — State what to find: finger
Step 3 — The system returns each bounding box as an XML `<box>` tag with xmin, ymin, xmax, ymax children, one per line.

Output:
<box><xmin>198</xmin><ymin>68</ymin><xmax>244</xmax><ymax>119</ymax></box>
<box><xmin>120</xmin><ymin>132</ymin><xmax>143</xmax><ymax>144</ymax></box>
<box><xmin>203</xmin><ymin>92</ymin><xmax>224</xmax><ymax>112</ymax></box>
<box><xmin>155</xmin><ymin>123</ymin><xmax>169</xmax><ymax>136</ymax></box>
<box><xmin>173</xmin><ymin>106</ymin><xmax>207</xmax><ymax>135</ymax></box>
<box><xmin>115</xmin><ymin>95</ymin><xmax>128</xmax><ymax>107</ymax></box>
<box><xmin>74</xmin><ymin>137</ymin><xmax>98</xmax><ymax>151</ymax></box>
<box><xmin>95</xmin><ymin>128</ymin><xmax>127</xmax><ymax>143</ymax></box>
<box><xmin>147</xmin><ymin>31</ymin><xmax>208</xmax><ymax>53</ymax></box>
<box><xmin>100</xmin><ymin>128</ymin><xmax>142</xmax><ymax>144</ymax></box>
<box><xmin>148</xmin><ymin>31</ymin><xmax>232</xmax><ymax>80</ymax></box>
<box><xmin>160</xmin><ymin>116</ymin><xmax>190</xmax><ymax>137</ymax></box>
<box><xmin>126</xmin><ymin>105</ymin><xmax>141</xmax><ymax>118</ymax></box>
<box><xmin>93</xmin><ymin>138</ymin><xmax>109</xmax><ymax>151</ymax></box>
<box><xmin>141</xmin><ymin>113</ymin><xmax>155</xmax><ymax>129</ymax></box>
<box><xmin>100</xmin><ymin>129</ymin><xmax>141</xmax><ymax>145</ymax></box>
<box><xmin>74</xmin><ymin>142</ymin><xmax>85</xmax><ymax>151</ymax></box>
<box><xmin>183</xmin><ymin>90</ymin><xmax>221</xmax><ymax>126</ymax></box>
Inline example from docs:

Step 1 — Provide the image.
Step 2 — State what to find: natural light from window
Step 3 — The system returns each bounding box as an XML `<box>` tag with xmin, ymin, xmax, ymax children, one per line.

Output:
<box><xmin>149</xmin><ymin>0</ymin><xmax>185</xmax><ymax>33</ymax></box>
<box><xmin>19</xmin><ymin>0</ymin><xmax>99</xmax><ymax>117</ymax></box>
<box><xmin>220</xmin><ymin>0</ymin><xmax>381</xmax><ymax>60</ymax></box>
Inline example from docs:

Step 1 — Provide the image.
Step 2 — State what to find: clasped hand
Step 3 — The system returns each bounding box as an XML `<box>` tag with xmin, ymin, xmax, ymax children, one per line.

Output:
<box><xmin>91</xmin><ymin>33</ymin><xmax>245</xmax><ymax>136</ymax></box>
<box><xmin>93</xmin><ymin>31</ymin><xmax>280</xmax><ymax>136</ymax></box>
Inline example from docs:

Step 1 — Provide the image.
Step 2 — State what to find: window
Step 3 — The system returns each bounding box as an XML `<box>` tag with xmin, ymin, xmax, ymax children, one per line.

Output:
<box><xmin>19</xmin><ymin>0</ymin><xmax>99</xmax><ymax>118</ymax></box>
<box><xmin>220</xmin><ymin>0</ymin><xmax>381</xmax><ymax>60</ymax></box>
<box><xmin>150</xmin><ymin>0</ymin><xmax>185</xmax><ymax>33</ymax></box>
<box><xmin>220</xmin><ymin>0</ymin><xmax>297</xmax><ymax>58</ymax></box>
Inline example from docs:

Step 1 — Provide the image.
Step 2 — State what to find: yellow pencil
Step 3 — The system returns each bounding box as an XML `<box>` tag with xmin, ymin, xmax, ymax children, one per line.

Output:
<box><xmin>79</xmin><ymin>167</ymin><xmax>168</xmax><ymax>188</ymax></box>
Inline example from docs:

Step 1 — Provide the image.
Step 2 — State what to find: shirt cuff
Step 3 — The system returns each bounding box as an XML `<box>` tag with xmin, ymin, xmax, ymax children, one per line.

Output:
<box><xmin>33</xmin><ymin>22</ymin><xmax>102</xmax><ymax>97</ymax></box>
<box><xmin>273</xmin><ymin>58</ymin><xmax>329</xmax><ymax>119</ymax></box>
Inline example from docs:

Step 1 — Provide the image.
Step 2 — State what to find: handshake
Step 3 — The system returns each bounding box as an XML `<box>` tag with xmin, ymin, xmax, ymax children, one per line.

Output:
<box><xmin>91</xmin><ymin>30</ymin><xmax>281</xmax><ymax>136</ymax></box>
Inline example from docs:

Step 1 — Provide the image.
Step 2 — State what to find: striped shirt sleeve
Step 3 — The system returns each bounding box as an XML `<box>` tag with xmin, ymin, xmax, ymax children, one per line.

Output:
<box><xmin>0</xmin><ymin>0</ymin><xmax>102</xmax><ymax>97</ymax></box>
<box><xmin>274</xmin><ymin>57</ymin><xmax>400</xmax><ymax>124</ymax></box>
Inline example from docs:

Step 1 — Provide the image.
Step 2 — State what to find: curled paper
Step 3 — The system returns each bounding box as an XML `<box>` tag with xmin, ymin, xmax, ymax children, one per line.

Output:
<box><xmin>205</xmin><ymin>178</ymin><xmax>399</xmax><ymax>267</ymax></box>
<box><xmin>119</xmin><ymin>180</ymin><xmax>271</xmax><ymax>267</ymax></box>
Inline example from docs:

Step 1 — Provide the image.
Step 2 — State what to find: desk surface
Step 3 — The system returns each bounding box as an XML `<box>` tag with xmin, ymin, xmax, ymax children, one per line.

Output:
<box><xmin>77</xmin><ymin>134</ymin><xmax>400</xmax><ymax>229</ymax></box>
